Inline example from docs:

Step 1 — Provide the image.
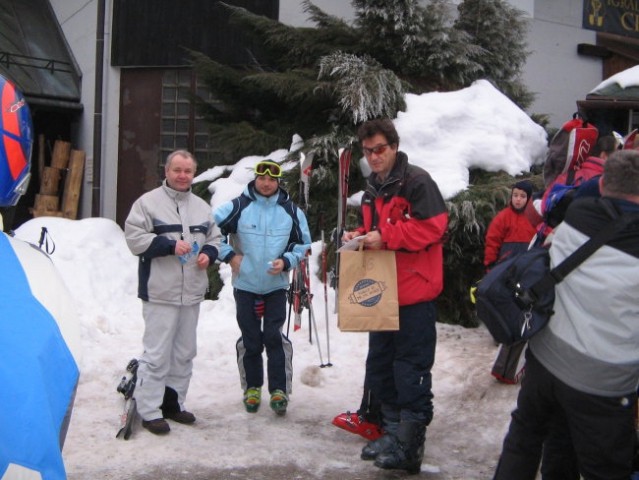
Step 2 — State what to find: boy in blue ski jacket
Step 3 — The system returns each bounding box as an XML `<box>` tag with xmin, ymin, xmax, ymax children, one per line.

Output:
<box><xmin>214</xmin><ymin>160</ymin><xmax>311</xmax><ymax>415</ymax></box>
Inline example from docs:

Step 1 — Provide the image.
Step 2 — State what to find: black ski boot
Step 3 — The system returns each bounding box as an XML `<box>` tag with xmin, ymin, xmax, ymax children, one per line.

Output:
<box><xmin>160</xmin><ymin>386</ymin><xmax>180</xmax><ymax>417</ymax></box>
<box><xmin>374</xmin><ymin>422</ymin><xmax>426</xmax><ymax>474</ymax></box>
<box><xmin>361</xmin><ymin>421</ymin><xmax>399</xmax><ymax>460</ymax></box>
<box><xmin>161</xmin><ymin>386</ymin><xmax>196</xmax><ymax>424</ymax></box>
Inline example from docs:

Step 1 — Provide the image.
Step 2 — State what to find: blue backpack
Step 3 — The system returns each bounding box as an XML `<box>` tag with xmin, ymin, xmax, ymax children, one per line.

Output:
<box><xmin>542</xmin><ymin>183</ymin><xmax>577</xmax><ymax>229</ymax></box>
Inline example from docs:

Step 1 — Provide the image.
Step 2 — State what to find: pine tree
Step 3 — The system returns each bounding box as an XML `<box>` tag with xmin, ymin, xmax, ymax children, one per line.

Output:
<box><xmin>455</xmin><ymin>0</ymin><xmax>534</xmax><ymax>108</ymax></box>
<box><xmin>353</xmin><ymin>0</ymin><xmax>426</xmax><ymax>75</ymax></box>
<box><xmin>190</xmin><ymin>1</ymin><xmax>409</xmax><ymax>238</ymax></box>
<box><xmin>352</xmin><ymin>0</ymin><xmax>485</xmax><ymax>88</ymax></box>
<box><xmin>191</xmin><ymin>2</ymin><xmax>406</xmax><ymax>162</ymax></box>
<box><xmin>420</xmin><ymin>0</ymin><xmax>486</xmax><ymax>88</ymax></box>
<box><xmin>192</xmin><ymin>1</ymin><xmax>533</xmax><ymax>165</ymax></box>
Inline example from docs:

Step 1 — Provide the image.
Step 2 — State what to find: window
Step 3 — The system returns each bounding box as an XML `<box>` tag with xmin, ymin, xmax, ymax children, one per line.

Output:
<box><xmin>160</xmin><ymin>69</ymin><xmax>225</xmax><ymax>170</ymax></box>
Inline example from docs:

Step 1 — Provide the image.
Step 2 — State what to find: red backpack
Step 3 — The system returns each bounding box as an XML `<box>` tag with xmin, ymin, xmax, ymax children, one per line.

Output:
<box><xmin>542</xmin><ymin>113</ymin><xmax>598</xmax><ymax>187</ymax></box>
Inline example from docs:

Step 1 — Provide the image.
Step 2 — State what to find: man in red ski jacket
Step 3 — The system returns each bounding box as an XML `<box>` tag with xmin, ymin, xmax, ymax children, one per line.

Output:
<box><xmin>342</xmin><ymin>118</ymin><xmax>448</xmax><ymax>474</ymax></box>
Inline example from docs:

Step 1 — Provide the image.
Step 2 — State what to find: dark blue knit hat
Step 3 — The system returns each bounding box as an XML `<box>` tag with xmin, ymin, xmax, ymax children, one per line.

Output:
<box><xmin>512</xmin><ymin>180</ymin><xmax>533</xmax><ymax>199</ymax></box>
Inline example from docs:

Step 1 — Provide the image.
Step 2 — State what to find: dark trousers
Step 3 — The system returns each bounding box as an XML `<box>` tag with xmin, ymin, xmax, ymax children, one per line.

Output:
<box><xmin>234</xmin><ymin>288</ymin><xmax>293</xmax><ymax>394</ymax></box>
<box><xmin>540</xmin><ymin>413</ymin><xmax>579</xmax><ymax>480</ymax></box>
<box><xmin>366</xmin><ymin>301</ymin><xmax>437</xmax><ymax>426</ymax></box>
<box><xmin>494</xmin><ymin>350</ymin><xmax>636</xmax><ymax>480</ymax></box>
<box><xmin>357</xmin><ymin>384</ymin><xmax>382</xmax><ymax>426</ymax></box>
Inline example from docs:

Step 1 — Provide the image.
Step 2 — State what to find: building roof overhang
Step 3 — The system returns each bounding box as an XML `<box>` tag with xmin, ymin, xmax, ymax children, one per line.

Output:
<box><xmin>0</xmin><ymin>0</ymin><xmax>82</xmax><ymax>112</ymax></box>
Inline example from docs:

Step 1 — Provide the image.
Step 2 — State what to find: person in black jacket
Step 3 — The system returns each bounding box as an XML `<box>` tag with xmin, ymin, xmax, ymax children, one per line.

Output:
<box><xmin>493</xmin><ymin>149</ymin><xmax>639</xmax><ymax>480</ymax></box>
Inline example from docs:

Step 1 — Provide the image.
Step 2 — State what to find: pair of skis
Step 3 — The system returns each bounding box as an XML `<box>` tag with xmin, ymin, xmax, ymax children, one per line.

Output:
<box><xmin>286</xmin><ymin>152</ymin><xmax>332</xmax><ymax>367</ymax></box>
<box><xmin>115</xmin><ymin>358</ymin><xmax>139</xmax><ymax>440</ymax></box>
<box><xmin>287</xmin><ymin>250</ymin><xmax>331</xmax><ymax>367</ymax></box>
<box><xmin>287</xmin><ymin>147</ymin><xmax>351</xmax><ymax>367</ymax></box>
<box><xmin>333</xmin><ymin>146</ymin><xmax>352</xmax><ymax>312</ymax></box>
<box><xmin>285</xmin><ymin>147</ymin><xmax>351</xmax><ymax>367</ymax></box>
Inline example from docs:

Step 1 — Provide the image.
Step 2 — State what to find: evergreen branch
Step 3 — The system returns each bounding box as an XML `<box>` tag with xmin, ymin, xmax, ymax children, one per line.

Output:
<box><xmin>302</xmin><ymin>0</ymin><xmax>353</xmax><ymax>30</ymax></box>
<box><xmin>318</xmin><ymin>52</ymin><xmax>406</xmax><ymax>124</ymax></box>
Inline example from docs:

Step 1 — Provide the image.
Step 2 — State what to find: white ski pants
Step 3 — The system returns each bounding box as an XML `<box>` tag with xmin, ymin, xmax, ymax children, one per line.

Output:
<box><xmin>136</xmin><ymin>301</ymin><xmax>200</xmax><ymax>421</ymax></box>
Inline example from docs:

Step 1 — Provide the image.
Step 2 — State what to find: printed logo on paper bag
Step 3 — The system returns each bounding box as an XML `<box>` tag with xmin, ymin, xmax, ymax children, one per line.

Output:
<box><xmin>348</xmin><ymin>278</ymin><xmax>388</xmax><ymax>307</ymax></box>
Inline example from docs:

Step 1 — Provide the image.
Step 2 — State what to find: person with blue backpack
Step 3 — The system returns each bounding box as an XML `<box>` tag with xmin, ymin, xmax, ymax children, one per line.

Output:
<box><xmin>214</xmin><ymin>160</ymin><xmax>311</xmax><ymax>416</ymax></box>
<box><xmin>493</xmin><ymin>149</ymin><xmax>639</xmax><ymax>480</ymax></box>
<box><xmin>538</xmin><ymin>134</ymin><xmax>619</xmax><ymax>244</ymax></box>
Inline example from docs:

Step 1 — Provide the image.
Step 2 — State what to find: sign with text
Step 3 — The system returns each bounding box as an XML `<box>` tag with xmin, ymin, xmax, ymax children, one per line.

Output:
<box><xmin>583</xmin><ymin>0</ymin><xmax>639</xmax><ymax>39</ymax></box>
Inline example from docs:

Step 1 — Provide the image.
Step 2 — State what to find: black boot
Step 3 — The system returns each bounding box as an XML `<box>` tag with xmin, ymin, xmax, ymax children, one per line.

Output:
<box><xmin>374</xmin><ymin>422</ymin><xmax>426</xmax><ymax>474</ymax></box>
<box><xmin>361</xmin><ymin>420</ymin><xmax>399</xmax><ymax>460</ymax></box>
<box><xmin>160</xmin><ymin>386</ymin><xmax>180</xmax><ymax>417</ymax></box>
<box><xmin>161</xmin><ymin>386</ymin><xmax>196</xmax><ymax>424</ymax></box>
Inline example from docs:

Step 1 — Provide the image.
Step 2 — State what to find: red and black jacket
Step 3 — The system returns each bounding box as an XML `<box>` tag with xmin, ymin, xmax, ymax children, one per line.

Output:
<box><xmin>356</xmin><ymin>152</ymin><xmax>448</xmax><ymax>306</ymax></box>
<box><xmin>483</xmin><ymin>205</ymin><xmax>537</xmax><ymax>269</ymax></box>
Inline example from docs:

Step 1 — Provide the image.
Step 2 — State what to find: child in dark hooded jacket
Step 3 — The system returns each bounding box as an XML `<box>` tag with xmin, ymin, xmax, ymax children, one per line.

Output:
<box><xmin>483</xmin><ymin>180</ymin><xmax>537</xmax><ymax>270</ymax></box>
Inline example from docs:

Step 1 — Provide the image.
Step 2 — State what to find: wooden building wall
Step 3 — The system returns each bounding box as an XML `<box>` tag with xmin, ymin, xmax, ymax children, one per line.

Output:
<box><xmin>113</xmin><ymin>0</ymin><xmax>279</xmax><ymax>226</ymax></box>
<box><xmin>116</xmin><ymin>70</ymin><xmax>163</xmax><ymax>226</ymax></box>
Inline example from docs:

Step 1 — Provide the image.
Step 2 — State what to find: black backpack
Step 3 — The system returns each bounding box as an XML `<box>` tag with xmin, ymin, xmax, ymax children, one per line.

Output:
<box><xmin>476</xmin><ymin>247</ymin><xmax>553</xmax><ymax>345</ymax></box>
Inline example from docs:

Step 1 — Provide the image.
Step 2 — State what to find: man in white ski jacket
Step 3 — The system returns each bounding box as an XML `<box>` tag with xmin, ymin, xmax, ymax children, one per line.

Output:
<box><xmin>125</xmin><ymin>150</ymin><xmax>221</xmax><ymax>435</ymax></box>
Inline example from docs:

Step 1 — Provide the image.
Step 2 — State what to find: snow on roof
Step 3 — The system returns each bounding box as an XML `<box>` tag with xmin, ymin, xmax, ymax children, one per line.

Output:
<box><xmin>590</xmin><ymin>65</ymin><xmax>639</xmax><ymax>95</ymax></box>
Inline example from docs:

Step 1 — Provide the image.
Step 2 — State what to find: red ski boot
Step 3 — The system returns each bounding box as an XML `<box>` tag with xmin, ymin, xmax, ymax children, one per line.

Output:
<box><xmin>332</xmin><ymin>411</ymin><xmax>383</xmax><ymax>441</ymax></box>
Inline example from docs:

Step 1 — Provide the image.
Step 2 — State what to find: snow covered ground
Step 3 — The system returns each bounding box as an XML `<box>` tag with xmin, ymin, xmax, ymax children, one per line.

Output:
<box><xmin>16</xmin><ymin>217</ymin><xmax>518</xmax><ymax>480</ymax></box>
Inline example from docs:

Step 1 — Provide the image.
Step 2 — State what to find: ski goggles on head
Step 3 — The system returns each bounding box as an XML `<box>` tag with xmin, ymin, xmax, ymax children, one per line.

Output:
<box><xmin>254</xmin><ymin>161</ymin><xmax>283</xmax><ymax>178</ymax></box>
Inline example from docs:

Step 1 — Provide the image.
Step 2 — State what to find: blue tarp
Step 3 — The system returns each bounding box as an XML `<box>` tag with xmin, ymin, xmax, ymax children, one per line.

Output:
<box><xmin>0</xmin><ymin>233</ymin><xmax>79</xmax><ymax>480</ymax></box>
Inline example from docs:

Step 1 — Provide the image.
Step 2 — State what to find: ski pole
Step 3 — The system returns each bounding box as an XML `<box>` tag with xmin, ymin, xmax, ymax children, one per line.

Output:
<box><xmin>321</xmin><ymin>231</ymin><xmax>332</xmax><ymax>366</ymax></box>
<box><xmin>301</xmin><ymin>252</ymin><xmax>325</xmax><ymax>366</ymax></box>
<box><xmin>307</xmin><ymin>289</ymin><xmax>326</xmax><ymax>367</ymax></box>
<box><xmin>300</xmin><ymin>256</ymin><xmax>313</xmax><ymax>344</ymax></box>
<box><xmin>285</xmin><ymin>283</ymin><xmax>293</xmax><ymax>338</ymax></box>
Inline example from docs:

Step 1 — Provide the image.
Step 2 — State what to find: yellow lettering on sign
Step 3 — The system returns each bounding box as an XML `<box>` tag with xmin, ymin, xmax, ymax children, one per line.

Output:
<box><xmin>589</xmin><ymin>0</ymin><xmax>603</xmax><ymax>27</ymax></box>
<box><xmin>607</xmin><ymin>0</ymin><xmax>639</xmax><ymax>12</ymax></box>
<box><xmin>621</xmin><ymin>12</ymin><xmax>639</xmax><ymax>31</ymax></box>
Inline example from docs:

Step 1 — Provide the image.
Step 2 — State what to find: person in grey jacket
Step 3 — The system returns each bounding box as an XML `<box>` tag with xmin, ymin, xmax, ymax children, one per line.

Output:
<box><xmin>493</xmin><ymin>149</ymin><xmax>639</xmax><ymax>480</ymax></box>
<box><xmin>125</xmin><ymin>150</ymin><xmax>221</xmax><ymax>435</ymax></box>
<box><xmin>214</xmin><ymin>160</ymin><xmax>311</xmax><ymax>416</ymax></box>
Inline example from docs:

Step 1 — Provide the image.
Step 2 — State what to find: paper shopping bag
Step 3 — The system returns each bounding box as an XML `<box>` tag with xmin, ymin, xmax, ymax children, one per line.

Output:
<box><xmin>337</xmin><ymin>249</ymin><xmax>399</xmax><ymax>331</ymax></box>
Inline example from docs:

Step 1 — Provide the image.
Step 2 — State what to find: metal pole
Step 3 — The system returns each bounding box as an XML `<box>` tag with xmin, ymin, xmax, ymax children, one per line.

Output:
<box><xmin>91</xmin><ymin>0</ymin><xmax>106</xmax><ymax>217</ymax></box>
